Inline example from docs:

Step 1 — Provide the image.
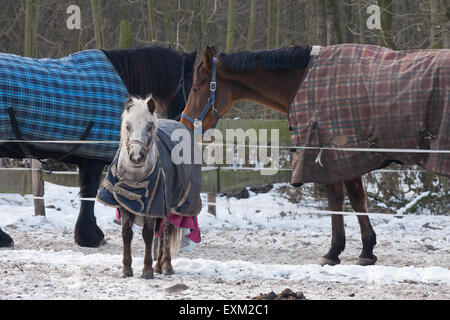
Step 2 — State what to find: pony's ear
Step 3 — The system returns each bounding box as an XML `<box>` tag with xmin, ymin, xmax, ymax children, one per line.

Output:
<box><xmin>147</xmin><ymin>98</ymin><xmax>156</xmax><ymax>114</ymax></box>
<box><xmin>125</xmin><ymin>98</ymin><xmax>133</xmax><ymax>111</ymax></box>
<box><xmin>203</xmin><ymin>46</ymin><xmax>214</xmax><ymax>68</ymax></box>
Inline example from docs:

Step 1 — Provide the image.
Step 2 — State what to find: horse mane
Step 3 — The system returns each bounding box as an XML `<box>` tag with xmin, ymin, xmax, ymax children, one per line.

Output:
<box><xmin>218</xmin><ymin>46</ymin><xmax>311</xmax><ymax>72</ymax></box>
<box><xmin>102</xmin><ymin>46</ymin><xmax>183</xmax><ymax>100</ymax></box>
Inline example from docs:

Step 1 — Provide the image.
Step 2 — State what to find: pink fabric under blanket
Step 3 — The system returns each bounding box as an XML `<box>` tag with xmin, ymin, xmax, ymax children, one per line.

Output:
<box><xmin>115</xmin><ymin>209</ymin><xmax>201</xmax><ymax>243</ymax></box>
<box><xmin>156</xmin><ymin>213</ymin><xmax>201</xmax><ymax>243</ymax></box>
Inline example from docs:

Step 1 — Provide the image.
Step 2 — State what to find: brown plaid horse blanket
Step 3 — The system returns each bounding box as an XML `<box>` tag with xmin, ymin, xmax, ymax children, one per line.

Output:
<box><xmin>289</xmin><ymin>44</ymin><xmax>450</xmax><ymax>185</ymax></box>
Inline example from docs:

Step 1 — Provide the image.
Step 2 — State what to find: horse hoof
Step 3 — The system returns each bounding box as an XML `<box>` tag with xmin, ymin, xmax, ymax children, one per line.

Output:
<box><xmin>0</xmin><ymin>230</ymin><xmax>14</xmax><ymax>248</ymax></box>
<box><xmin>163</xmin><ymin>268</ymin><xmax>174</xmax><ymax>276</ymax></box>
<box><xmin>74</xmin><ymin>219</ymin><xmax>106</xmax><ymax>248</ymax></box>
<box><xmin>358</xmin><ymin>256</ymin><xmax>377</xmax><ymax>266</ymax></box>
<box><xmin>121</xmin><ymin>271</ymin><xmax>133</xmax><ymax>278</ymax></box>
<box><xmin>141</xmin><ymin>272</ymin><xmax>154</xmax><ymax>279</ymax></box>
<box><xmin>320</xmin><ymin>257</ymin><xmax>340</xmax><ymax>266</ymax></box>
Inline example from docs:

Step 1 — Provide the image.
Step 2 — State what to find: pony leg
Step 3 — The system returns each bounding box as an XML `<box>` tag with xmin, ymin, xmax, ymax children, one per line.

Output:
<box><xmin>0</xmin><ymin>227</ymin><xmax>14</xmax><ymax>248</ymax></box>
<box><xmin>141</xmin><ymin>218</ymin><xmax>155</xmax><ymax>279</ymax></box>
<box><xmin>344</xmin><ymin>177</ymin><xmax>377</xmax><ymax>265</ymax></box>
<box><xmin>159</xmin><ymin>221</ymin><xmax>176</xmax><ymax>275</ymax></box>
<box><xmin>120</xmin><ymin>208</ymin><xmax>135</xmax><ymax>278</ymax></box>
<box><xmin>321</xmin><ymin>182</ymin><xmax>346</xmax><ymax>266</ymax></box>
<box><xmin>153</xmin><ymin>220</ymin><xmax>164</xmax><ymax>274</ymax></box>
<box><xmin>74</xmin><ymin>159</ymin><xmax>106</xmax><ymax>247</ymax></box>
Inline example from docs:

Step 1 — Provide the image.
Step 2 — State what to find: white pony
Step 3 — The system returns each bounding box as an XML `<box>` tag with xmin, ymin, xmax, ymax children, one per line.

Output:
<box><xmin>117</xmin><ymin>96</ymin><xmax>180</xmax><ymax>278</ymax></box>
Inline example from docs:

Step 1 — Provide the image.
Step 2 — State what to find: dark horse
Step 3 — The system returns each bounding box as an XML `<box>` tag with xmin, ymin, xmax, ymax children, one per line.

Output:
<box><xmin>0</xmin><ymin>46</ymin><xmax>196</xmax><ymax>248</ymax></box>
<box><xmin>181</xmin><ymin>45</ymin><xmax>449</xmax><ymax>266</ymax></box>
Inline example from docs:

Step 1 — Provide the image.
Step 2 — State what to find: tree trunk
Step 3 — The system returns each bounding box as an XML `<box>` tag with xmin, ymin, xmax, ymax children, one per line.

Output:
<box><xmin>377</xmin><ymin>0</ymin><xmax>397</xmax><ymax>49</ymax></box>
<box><xmin>24</xmin><ymin>0</ymin><xmax>39</xmax><ymax>57</ymax></box>
<box><xmin>430</xmin><ymin>0</ymin><xmax>443</xmax><ymax>48</ymax></box>
<box><xmin>90</xmin><ymin>0</ymin><xmax>103</xmax><ymax>49</ymax></box>
<box><xmin>225</xmin><ymin>0</ymin><xmax>234</xmax><ymax>52</ymax></box>
<box><xmin>266</xmin><ymin>0</ymin><xmax>275</xmax><ymax>49</ymax></box>
<box><xmin>247</xmin><ymin>0</ymin><xmax>256</xmax><ymax>50</ymax></box>
<box><xmin>119</xmin><ymin>19</ymin><xmax>131</xmax><ymax>48</ymax></box>
<box><xmin>200</xmin><ymin>0</ymin><xmax>209</xmax><ymax>50</ymax></box>
<box><xmin>162</xmin><ymin>0</ymin><xmax>174</xmax><ymax>46</ymax></box>
<box><xmin>311</xmin><ymin>0</ymin><xmax>327</xmax><ymax>45</ymax></box>
<box><xmin>444</xmin><ymin>1</ymin><xmax>450</xmax><ymax>48</ymax></box>
<box><xmin>186</xmin><ymin>0</ymin><xmax>198</xmax><ymax>51</ymax></box>
<box><xmin>328</xmin><ymin>0</ymin><xmax>344</xmax><ymax>44</ymax></box>
<box><xmin>274</xmin><ymin>0</ymin><xmax>281</xmax><ymax>47</ymax></box>
<box><xmin>357</xmin><ymin>0</ymin><xmax>365</xmax><ymax>44</ymax></box>
<box><xmin>148</xmin><ymin>0</ymin><xmax>157</xmax><ymax>42</ymax></box>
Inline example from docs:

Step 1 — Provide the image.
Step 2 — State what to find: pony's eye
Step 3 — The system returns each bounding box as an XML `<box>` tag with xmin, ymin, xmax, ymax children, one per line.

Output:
<box><xmin>126</xmin><ymin>124</ymin><xmax>130</xmax><ymax>131</ymax></box>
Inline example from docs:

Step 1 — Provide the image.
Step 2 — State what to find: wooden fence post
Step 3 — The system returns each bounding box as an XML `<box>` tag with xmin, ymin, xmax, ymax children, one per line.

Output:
<box><xmin>31</xmin><ymin>159</ymin><xmax>45</xmax><ymax>216</ymax></box>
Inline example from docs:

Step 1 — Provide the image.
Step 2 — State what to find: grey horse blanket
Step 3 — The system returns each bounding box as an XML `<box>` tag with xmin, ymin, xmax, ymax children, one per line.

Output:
<box><xmin>289</xmin><ymin>44</ymin><xmax>450</xmax><ymax>185</ymax></box>
<box><xmin>0</xmin><ymin>50</ymin><xmax>128</xmax><ymax>161</ymax></box>
<box><xmin>97</xmin><ymin>119</ymin><xmax>202</xmax><ymax>218</ymax></box>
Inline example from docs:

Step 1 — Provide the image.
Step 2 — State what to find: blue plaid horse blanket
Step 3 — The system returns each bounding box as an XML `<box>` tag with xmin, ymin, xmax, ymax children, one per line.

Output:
<box><xmin>0</xmin><ymin>49</ymin><xmax>129</xmax><ymax>161</ymax></box>
<box><xmin>97</xmin><ymin>120</ymin><xmax>202</xmax><ymax>218</ymax></box>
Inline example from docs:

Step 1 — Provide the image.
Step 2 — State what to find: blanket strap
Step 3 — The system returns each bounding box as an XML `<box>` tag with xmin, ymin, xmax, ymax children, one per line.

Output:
<box><xmin>55</xmin><ymin>121</ymin><xmax>94</xmax><ymax>162</ymax></box>
<box><xmin>6</xmin><ymin>107</ymin><xmax>34</xmax><ymax>158</ymax></box>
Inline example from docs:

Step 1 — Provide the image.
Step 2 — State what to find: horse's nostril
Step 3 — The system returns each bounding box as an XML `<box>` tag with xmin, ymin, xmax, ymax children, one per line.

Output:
<box><xmin>130</xmin><ymin>154</ymin><xmax>143</xmax><ymax>164</ymax></box>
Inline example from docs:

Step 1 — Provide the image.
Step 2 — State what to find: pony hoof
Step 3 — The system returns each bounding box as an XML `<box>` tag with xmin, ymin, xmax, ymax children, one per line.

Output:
<box><xmin>154</xmin><ymin>263</ymin><xmax>162</xmax><ymax>274</ymax></box>
<box><xmin>358</xmin><ymin>256</ymin><xmax>377</xmax><ymax>266</ymax></box>
<box><xmin>141</xmin><ymin>272</ymin><xmax>154</xmax><ymax>279</ymax></box>
<box><xmin>163</xmin><ymin>268</ymin><xmax>175</xmax><ymax>276</ymax></box>
<box><xmin>320</xmin><ymin>257</ymin><xmax>340</xmax><ymax>266</ymax></box>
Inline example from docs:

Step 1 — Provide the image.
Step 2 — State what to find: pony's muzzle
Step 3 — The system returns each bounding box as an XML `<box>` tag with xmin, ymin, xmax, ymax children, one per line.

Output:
<box><xmin>129</xmin><ymin>148</ymin><xmax>147</xmax><ymax>166</ymax></box>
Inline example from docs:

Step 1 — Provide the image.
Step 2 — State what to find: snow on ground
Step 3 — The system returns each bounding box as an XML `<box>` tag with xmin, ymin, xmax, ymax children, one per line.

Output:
<box><xmin>0</xmin><ymin>182</ymin><xmax>449</xmax><ymax>300</ymax></box>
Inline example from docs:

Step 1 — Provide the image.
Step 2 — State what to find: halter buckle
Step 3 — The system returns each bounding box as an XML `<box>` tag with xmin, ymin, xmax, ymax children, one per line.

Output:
<box><xmin>193</xmin><ymin>119</ymin><xmax>201</xmax><ymax>128</ymax></box>
<box><xmin>210</xmin><ymin>81</ymin><xmax>216</xmax><ymax>92</ymax></box>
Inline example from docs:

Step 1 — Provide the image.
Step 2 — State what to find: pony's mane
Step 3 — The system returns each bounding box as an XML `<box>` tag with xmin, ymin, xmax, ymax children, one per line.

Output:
<box><xmin>102</xmin><ymin>46</ymin><xmax>183</xmax><ymax>100</ymax></box>
<box><xmin>218</xmin><ymin>46</ymin><xmax>311</xmax><ymax>72</ymax></box>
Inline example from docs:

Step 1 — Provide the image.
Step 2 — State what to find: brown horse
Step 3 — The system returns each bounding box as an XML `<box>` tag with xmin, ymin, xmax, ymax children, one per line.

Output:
<box><xmin>180</xmin><ymin>46</ymin><xmax>377</xmax><ymax>266</ymax></box>
<box><xmin>181</xmin><ymin>45</ymin><xmax>449</xmax><ymax>266</ymax></box>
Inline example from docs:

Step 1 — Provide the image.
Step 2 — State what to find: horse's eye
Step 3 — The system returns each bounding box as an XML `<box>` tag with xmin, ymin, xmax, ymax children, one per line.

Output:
<box><xmin>193</xmin><ymin>87</ymin><xmax>200</xmax><ymax>93</ymax></box>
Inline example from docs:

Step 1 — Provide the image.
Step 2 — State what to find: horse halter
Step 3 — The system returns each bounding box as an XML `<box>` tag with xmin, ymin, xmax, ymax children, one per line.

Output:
<box><xmin>126</xmin><ymin>139</ymin><xmax>151</xmax><ymax>154</ymax></box>
<box><xmin>126</xmin><ymin>138</ymin><xmax>155</xmax><ymax>165</ymax></box>
<box><xmin>181</xmin><ymin>57</ymin><xmax>221</xmax><ymax>131</ymax></box>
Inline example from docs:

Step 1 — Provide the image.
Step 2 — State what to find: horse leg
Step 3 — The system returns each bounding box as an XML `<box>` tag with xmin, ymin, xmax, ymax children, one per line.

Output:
<box><xmin>321</xmin><ymin>182</ymin><xmax>346</xmax><ymax>266</ymax></box>
<box><xmin>0</xmin><ymin>227</ymin><xmax>14</xmax><ymax>248</ymax></box>
<box><xmin>141</xmin><ymin>217</ymin><xmax>155</xmax><ymax>279</ymax></box>
<box><xmin>120</xmin><ymin>208</ymin><xmax>134</xmax><ymax>278</ymax></box>
<box><xmin>155</xmin><ymin>221</ymin><xmax>175</xmax><ymax>275</ymax></box>
<box><xmin>344</xmin><ymin>177</ymin><xmax>377</xmax><ymax>265</ymax></box>
<box><xmin>74</xmin><ymin>159</ymin><xmax>106</xmax><ymax>247</ymax></box>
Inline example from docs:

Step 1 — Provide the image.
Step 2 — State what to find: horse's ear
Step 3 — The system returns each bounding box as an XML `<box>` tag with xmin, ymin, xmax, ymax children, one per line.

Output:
<box><xmin>203</xmin><ymin>46</ymin><xmax>214</xmax><ymax>68</ymax></box>
<box><xmin>210</xmin><ymin>46</ymin><xmax>217</xmax><ymax>56</ymax></box>
<box><xmin>147</xmin><ymin>98</ymin><xmax>156</xmax><ymax>114</ymax></box>
<box><xmin>125</xmin><ymin>98</ymin><xmax>133</xmax><ymax>111</ymax></box>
